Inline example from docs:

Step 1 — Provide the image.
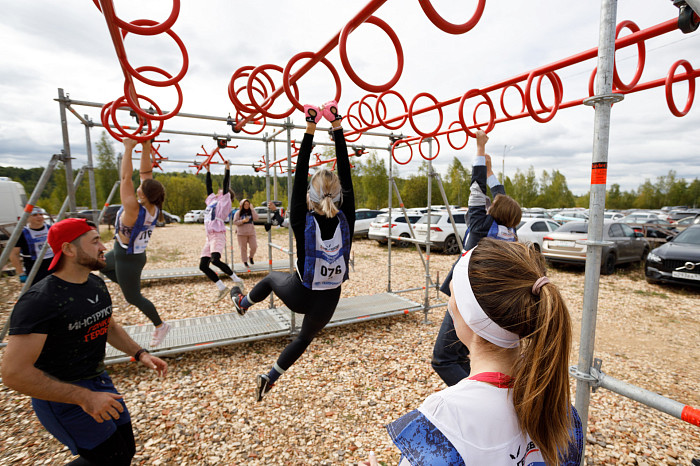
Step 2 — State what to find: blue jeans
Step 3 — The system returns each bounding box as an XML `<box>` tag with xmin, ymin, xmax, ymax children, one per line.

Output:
<box><xmin>431</xmin><ymin>311</ymin><xmax>471</xmax><ymax>386</ymax></box>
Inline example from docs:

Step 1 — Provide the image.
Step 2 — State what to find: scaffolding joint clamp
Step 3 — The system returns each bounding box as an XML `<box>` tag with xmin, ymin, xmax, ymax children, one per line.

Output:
<box><xmin>569</xmin><ymin>363</ymin><xmax>602</xmax><ymax>391</ymax></box>
<box><xmin>583</xmin><ymin>93</ymin><xmax>625</xmax><ymax>107</ymax></box>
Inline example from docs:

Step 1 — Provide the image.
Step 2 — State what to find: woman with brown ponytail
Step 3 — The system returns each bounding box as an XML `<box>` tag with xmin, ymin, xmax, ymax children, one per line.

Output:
<box><xmin>102</xmin><ymin>138</ymin><xmax>171</xmax><ymax>348</ymax></box>
<box><xmin>368</xmin><ymin>238</ymin><xmax>583</xmax><ymax>465</ymax></box>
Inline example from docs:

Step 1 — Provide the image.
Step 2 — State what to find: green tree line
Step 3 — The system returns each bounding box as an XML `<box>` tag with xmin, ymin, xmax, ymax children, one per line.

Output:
<box><xmin>2</xmin><ymin>132</ymin><xmax>698</xmax><ymax>217</ymax></box>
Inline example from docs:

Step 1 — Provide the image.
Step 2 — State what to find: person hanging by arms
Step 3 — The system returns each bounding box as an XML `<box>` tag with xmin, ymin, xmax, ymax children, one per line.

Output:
<box><xmin>2</xmin><ymin>218</ymin><xmax>168</xmax><ymax>466</ymax></box>
<box><xmin>360</xmin><ymin>239</ymin><xmax>583</xmax><ymax>466</ymax></box>
<box><xmin>199</xmin><ymin>160</ymin><xmax>243</xmax><ymax>302</ymax></box>
<box><xmin>10</xmin><ymin>207</ymin><xmax>54</xmax><ymax>285</ymax></box>
<box><xmin>230</xmin><ymin>100</ymin><xmax>355</xmax><ymax>402</ymax></box>
<box><xmin>101</xmin><ymin>138</ymin><xmax>171</xmax><ymax>347</ymax></box>
<box><xmin>432</xmin><ymin>129</ymin><xmax>522</xmax><ymax>387</ymax></box>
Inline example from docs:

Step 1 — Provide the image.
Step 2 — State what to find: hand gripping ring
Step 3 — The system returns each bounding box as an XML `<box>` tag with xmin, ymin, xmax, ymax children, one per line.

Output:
<box><xmin>339</xmin><ymin>16</ymin><xmax>403</xmax><ymax>93</ymax></box>
<box><xmin>376</xmin><ymin>90</ymin><xmax>408</xmax><ymax>130</ymax></box>
<box><xmin>118</xmin><ymin>19</ymin><xmax>189</xmax><ymax>87</ymax></box>
<box><xmin>391</xmin><ymin>139</ymin><xmax>413</xmax><ymax>165</ymax></box>
<box><xmin>665</xmin><ymin>59</ymin><xmax>696</xmax><ymax>117</ymax></box>
<box><xmin>525</xmin><ymin>70</ymin><xmax>562</xmax><ymax>123</ymax></box>
<box><xmin>124</xmin><ymin>66</ymin><xmax>183</xmax><ymax>121</ymax></box>
<box><xmin>417</xmin><ymin>0</ymin><xmax>486</xmax><ymax>35</ymax></box>
<box><xmin>613</xmin><ymin>20</ymin><xmax>646</xmax><ymax>92</ymax></box>
<box><xmin>92</xmin><ymin>0</ymin><xmax>180</xmax><ymax>36</ymax></box>
<box><xmin>408</xmin><ymin>92</ymin><xmax>444</xmax><ymax>138</ymax></box>
<box><xmin>249</xmin><ymin>63</ymin><xmax>300</xmax><ymax>119</ymax></box>
<box><xmin>458</xmin><ymin>89</ymin><xmax>496</xmax><ymax>137</ymax></box>
<box><xmin>283</xmin><ymin>52</ymin><xmax>341</xmax><ymax>112</ymax></box>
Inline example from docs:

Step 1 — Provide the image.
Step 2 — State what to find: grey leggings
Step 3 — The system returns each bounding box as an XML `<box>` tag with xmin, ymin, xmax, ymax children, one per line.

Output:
<box><xmin>102</xmin><ymin>243</ymin><xmax>162</xmax><ymax>326</ymax></box>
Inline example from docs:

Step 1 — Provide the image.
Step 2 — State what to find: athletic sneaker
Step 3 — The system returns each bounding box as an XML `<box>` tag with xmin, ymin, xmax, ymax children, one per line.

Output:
<box><xmin>249</xmin><ymin>257</ymin><xmax>254</xmax><ymax>265</ymax></box>
<box><xmin>230</xmin><ymin>286</ymin><xmax>247</xmax><ymax>316</ymax></box>
<box><xmin>255</xmin><ymin>374</ymin><xmax>274</xmax><ymax>402</ymax></box>
<box><xmin>150</xmin><ymin>322</ymin><xmax>171</xmax><ymax>347</ymax></box>
<box><xmin>214</xmin><ymin>286</ymin><xmax>230</xmax><ymax>303</ymax></box>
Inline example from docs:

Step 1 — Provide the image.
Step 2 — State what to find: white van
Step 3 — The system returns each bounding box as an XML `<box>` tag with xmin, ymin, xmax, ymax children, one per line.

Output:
<box><xmin>0</xmin><ymin>177</ymin><xmax>28</xmax><ymax>235</ymax></box>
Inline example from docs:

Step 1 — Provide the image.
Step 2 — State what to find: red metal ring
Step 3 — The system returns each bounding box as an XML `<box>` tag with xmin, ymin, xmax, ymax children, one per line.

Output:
<box><xmin>417</xmin><ymin>0</ymin><xmax>486</xmax><ymax>34</ymax></box>
<box><xmin>358</xmin><ymin>94</ymin><xmax>378</xmax><ymax>126</ymax></box>
<box><xmin>119</xmin><ymin>19</ymin><xmax>188</xmax><ymax>87</ymax></box>
<box><xmin>408</xmin><ymin>92</ymin><xmax>443</xmax><ymax>138</ymax></box>
<box><xmin>376</xmin><ymin>90</ymin><xmax>407</xmax><ymax>130</ymax></box>
<box><xmin>665</xmin><ymin>59</ymin><xmax>695</xmax><ymax>117</ymax></box>
<box><xmin>418</xmin><ymin>136</ymin><xmax>440</xmax><ymax>161</ymax></box>
<box><xmin>101</xmin><ymin>101</ymin><xmax>129</xmax><ymax>142</ymax></box>
<box><xmin>93</xmin><ymin>0</ymin><xmax>180</xmax><ymax>36</ymax></box>
<box><xmin>229</xmin><ymin>65</ymin><xmax>275</xmax><ymax>114</ymax></box>
<box><xmin>236</xmin><ymin>109</ymin><xmax>266</xmax><ymax>135</ymax></box>
<box><xmin>124</xmin><ymin>66</ymin><xmax>183</xmax><ymax>121</ymax></box>
<box><xmin>458</xmin><ymin>89</ymin><xmax>496</xmax><ymax>137</ymax></box>
<box><xmin>588</xmin><ymin>67</ymin><xmax>597</xmax><ymax>97</ymax></box>
<box><xmin>283</xmin><ymin>51</ymin><xmax>341</xmax><ymax>112</ymax></box>
<box><xmin>346</xmin><ymin>101</ymin><xmax>363</xmax><ymax>133</ymax></box>
<box><xmin>525</xmin><ymin>71</ymin><xmax>562</xmax><ymax>123</ymax></box>
<box><xmin>339</xmin><ymin>16</ymin><xmax>403</xmax><ymax>93</ymax></box>
<box><xmin>613</xmin><ymin>20</ymin><xmax>646</xmax><ymax>92</ymax></box>
<box><xmin>249</xmin><ymin>64</ymin><xmax>300</xmax><ymax>119</ymax></box>
<box><xmin>391</xmin><ymin>139</ymin><xmax>413</xmax><ymax>165</ymax></box>
<box><xmin>110</xmin><ymin>94</ymin><xmax>163</xmax><ymax>142</ymax></box>
<box><xmin>446</xmin><ymin>121</ymin><xmax>468</xmax><ymax>151</ymax></box>
<box><xmin>499</xmin><ymin>84</ymin><xmax>526</xmax><ymax>119</ymax></box>
<box><xmin>535</xmin><ymin>73</ymin><xmax>563</xmax><ymax>111</ymax></box>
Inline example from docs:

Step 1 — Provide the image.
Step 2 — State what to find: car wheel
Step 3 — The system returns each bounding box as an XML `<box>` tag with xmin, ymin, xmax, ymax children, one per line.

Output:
<box><xmin>443</xmin><ymin>235</ymin><xmax>460</xmax><ymax>255</ymax></box>
<box><xmin>601</xmin><ymin>252</ymin><xmax>616</xmax><ymax>275</ymax></box>
<box><xmin>532</xmin><ymin>242</ymin><xmax>541</xmax><ymax>253</ymax></box>
<box><xmin>397</xmin><ymin>233</ymin><xmax>411</xmax><ymax>248</ymax></box>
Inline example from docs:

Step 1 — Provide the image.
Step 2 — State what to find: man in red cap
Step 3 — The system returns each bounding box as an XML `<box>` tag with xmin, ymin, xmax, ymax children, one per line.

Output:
<box><xmin>2</xmin><ymin>218</ymin><xmax>168</xmax><ymax>465</ymax></box>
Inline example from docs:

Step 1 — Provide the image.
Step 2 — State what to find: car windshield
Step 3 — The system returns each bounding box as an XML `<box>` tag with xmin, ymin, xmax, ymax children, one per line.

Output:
<box><xmin>375</xmin><ymin>214</ymin><xmax>389</xmax><ymax>223</ymax></box>
<box><xmin>417</xmin><ymin>214</ymin><xmax>442</xmax><ymax>224</ymax></box>
<box><xmin>672</xmin><ymin>227</ymin><xmax>700</xmax><ymax>245</ymax></box>
<box><xmin>556</xmin><ymin>222</ymin><xmax>588</xmax><ymax>234</ymax></box>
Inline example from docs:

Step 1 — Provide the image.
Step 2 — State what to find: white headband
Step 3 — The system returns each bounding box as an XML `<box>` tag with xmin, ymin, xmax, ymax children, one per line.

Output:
<box><xmin>452</xmin><ymin>247</ymin><xmax>520</xmax><ymax>348</ymax></box>
<box><xmin>308</xmin><ymin>182</ymin><xmax>341</xmax><ymax>205</ymax></box>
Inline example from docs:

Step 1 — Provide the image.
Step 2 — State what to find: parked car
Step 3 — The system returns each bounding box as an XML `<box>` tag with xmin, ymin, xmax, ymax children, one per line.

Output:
<box><xmin>413</xmin><ymin>211</ymin><xmax>468</xmax><ymax>254</ymax></box>
<box><xmin>645</xmin><ymin>225</ymin><xmax>700</xmax><ymax>287</ymax></box>
<box><xmin>604</xmin><ymin>211</ymin><xmax>624</xmax><ymax>221</ymax></box>
<box><xmin>75</xmin><ymin>209</ymin><xmax>101</xmax><ymax>222</ymax></box>
<box><xmin>101</xmin><ymin>204</ymin><xmax>122</xmax><ymax>226</ymax></box>
<box><xmin>184</xmin><ymin>210</ymin><xmax>204</xmax><ymax>223</ymax></box>
<box><xmin>542</xmin><ymin>220</ymin><xmax>649</xmax><ymax>274</ymax></box>
<box><xmin>515</xmin><ymin>218</ymin><xmax>561</xmax><ymax>252</ymax></box>
<box><xmin>619</xmin><ymin>212</ymin><xmax>661</xmax><ymax>223</ymax></box>
<box><xmin>674</xmin><ymin>214</ymin><xmax>700</xmax><ymax>232</ymax></box>
<box><xmin>353</xmin><ymin>209</ymin><xmax>383</xmax><ymax>237</ymax></box>
<box><xmin>368</xmin><ymin>212</ymin><xmax>423</xmax><ymax>247</ymax></box>
<box><xmin>156</xmin><ymin>211</ymin><xmax>181</xmax><ymax>227</ymax></box>
<box><xmin>552</xmin><ymin>211</ymin><xmax>589</xmax><ymax>224</ymax></box>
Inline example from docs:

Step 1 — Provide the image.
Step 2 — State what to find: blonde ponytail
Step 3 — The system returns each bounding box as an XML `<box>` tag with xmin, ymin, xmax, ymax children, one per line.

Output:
<box><xmin>307</xmin><ymin>169</ymin><xmax>342</xmax><ymax>217</ymax></box>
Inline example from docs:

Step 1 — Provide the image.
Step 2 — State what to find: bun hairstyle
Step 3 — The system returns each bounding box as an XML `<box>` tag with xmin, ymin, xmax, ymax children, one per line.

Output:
<box><xmin>490</xmin><ymin>194</ymin><xmax>522</xmax><ymax>228</ymax></box>
<box><xmin>141</xmin><ymin>178</ymin><xmax>166</xmax><ymax>222</ymax></box>
<box><xmin>468</xmin><ymin>238</ymin><xmax>572</xmax><ymax>466</ymax></box>
<box><xmin>307</xmin><ymin>168</ymin><xmax>342</xmax><ymax>218</ymax></box>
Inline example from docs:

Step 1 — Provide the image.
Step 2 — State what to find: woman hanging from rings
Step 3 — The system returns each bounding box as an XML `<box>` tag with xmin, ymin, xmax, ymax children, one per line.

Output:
<box><xmin>200</xmin><ymin>159</ymin><xmax>244</xmax><ymax>302</ymax></box>
<box><xmin>230</xmin><ymin>100</ymin><xmax>355</xmax><ymax>402</ymax></box>
<box><xmin>102</xmin><ymin>138</ymin><xmax>170</xmax><ymax>348</ymax></box>
<box><xmin>361</xmin><ymin>239</ymin><xmax>583</xmax><ymax>466</ymax></box>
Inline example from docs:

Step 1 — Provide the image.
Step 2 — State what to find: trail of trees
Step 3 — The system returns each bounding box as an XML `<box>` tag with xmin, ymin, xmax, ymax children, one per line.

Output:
<box><xmin>1</xmin><ymin>132</ymin><xmax>698</xmax><ymax>217</ymax></box>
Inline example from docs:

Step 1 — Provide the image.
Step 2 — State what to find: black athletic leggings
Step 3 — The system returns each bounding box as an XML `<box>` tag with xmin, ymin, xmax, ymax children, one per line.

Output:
<box><xmin>249</xmin><ymin>271</ymin><xmax>341</xmax><ymax>371</ymax></box>
<box><xmin>67</xmin><ymin>422</ymin><xmax>136</xmax><ymax>465</ymax></box>
<box><xmin>199</xmin><ymin>252</ymin><xmax>234</xmax><ymax>283</ymax></box>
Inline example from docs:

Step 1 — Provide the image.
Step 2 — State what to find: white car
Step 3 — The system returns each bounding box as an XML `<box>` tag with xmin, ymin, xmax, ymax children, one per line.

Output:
<box><xmin>604</xmin><ymin>211</ymin><xmax>624</xmax><ymax>221</ymax></box>
<box><xmin>413</xmin><ymin>211</ymin><xmax>468</xmax><ymax>254</ymax></box>
<box><xmin>354</xmin><ymin>209</ymin><xmax>383</xmax><ymax>237</ymax></box>
<box><xmin>516</xmin><ymin>218</ymin><xmax>561</xmax><ymax>252</ymax></box>
<box><xmin>184</xmin><ymin>210</ymin><xmax>204</xmax><ymax>223</ymax></box>
<box><xmin>368</xmin><ymin>212</ymin><xmax>423</xmax><ymax>247</ymax></box>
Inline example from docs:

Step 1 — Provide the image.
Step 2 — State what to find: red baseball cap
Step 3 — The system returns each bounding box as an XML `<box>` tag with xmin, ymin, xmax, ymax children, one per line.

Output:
<box><xmin>47</xmin><ymin>218</ymin><xmax>96</xmax><ymax>271</ymax></box>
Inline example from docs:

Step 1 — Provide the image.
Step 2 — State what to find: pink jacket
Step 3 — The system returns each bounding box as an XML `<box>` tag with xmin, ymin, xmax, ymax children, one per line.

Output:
<box><xmin>233</xmin><ymin>199</ymin><xmax>258</xmax><ymax>236</ymax></box>
<box><xmin>204</xmin><ymin>192</ymin><xmax>232</xmax><ymax>234</ymax></box>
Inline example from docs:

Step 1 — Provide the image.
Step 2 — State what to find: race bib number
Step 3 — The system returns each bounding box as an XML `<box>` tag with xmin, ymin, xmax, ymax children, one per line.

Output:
<box><xmin>133</xmin><ymin>227</ymin><xmax>154</xmax><ymax>254</ymax></box>
<box><xmin>311</xmin><ymin>257</ymin><xmax>346</xmax><ymax>290</ymax></box>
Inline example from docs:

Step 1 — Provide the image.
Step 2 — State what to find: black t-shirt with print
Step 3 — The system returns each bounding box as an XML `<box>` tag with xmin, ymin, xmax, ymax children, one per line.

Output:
<box><xmin>9</xmin><ymin>274</ymin><xmax>113</xmax><ymax>382</ymax></box>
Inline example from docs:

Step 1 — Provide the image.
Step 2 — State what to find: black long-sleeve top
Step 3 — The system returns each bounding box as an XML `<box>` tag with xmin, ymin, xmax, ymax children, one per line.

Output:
<box><xmin>206</xmin><ymin>168</ymin><xmax>230</xmax><ymax>196</ymax></box>
<box><xmin>290</xmin><ymin>129</ymin><xmax>355</xmax><ymax>273</ymax></box>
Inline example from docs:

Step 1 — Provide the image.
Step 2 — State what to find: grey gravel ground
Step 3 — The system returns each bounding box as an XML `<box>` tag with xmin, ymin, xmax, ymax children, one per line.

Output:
<box><xmin>1</xmin><ymin>223</ymin><xmax>698</xmax><ymax>465</ymax></box>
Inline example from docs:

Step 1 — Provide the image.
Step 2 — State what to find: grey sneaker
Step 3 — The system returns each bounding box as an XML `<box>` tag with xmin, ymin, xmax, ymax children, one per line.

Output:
<box><xmin>255</xmin><ymin>374</ymin><xmax>274</xmax><ymax>402</ymax></box>
<box><xmin>230</xmin><ymin>286</ymin><xmax>247</xmax><ymax>316</ymax></box>
<box><xmin>214</xmin><ymin>286</ymin><xmax>230</xmax><ymax>303</ymax></box>
<box><xmin>150</xmin><ymin>322</ymin><xmax>171</xmax><ymax>347</ymax></box>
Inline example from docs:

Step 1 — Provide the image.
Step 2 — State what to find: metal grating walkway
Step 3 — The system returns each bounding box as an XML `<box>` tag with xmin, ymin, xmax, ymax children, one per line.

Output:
<box><xmin>136</xmin><ymin>260</ymin><xmax>292</xmax><ymax>281</ymax></box>
<box><xmin>105</xmin><ymin>292</ymin><xmax>421</xmax><ymax>364</ymax></box>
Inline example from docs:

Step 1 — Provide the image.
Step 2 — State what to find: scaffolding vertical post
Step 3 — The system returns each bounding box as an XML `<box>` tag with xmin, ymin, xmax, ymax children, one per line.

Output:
<box><xmin>286</xmin><ymin>118</ymin><xmax>296</xmax><ymax>333</ymax></box>
<box><xmin>264</xmin><ymin>134</ymin><xmax>275</xmax><ymax>309</ymax></box>
<box><xmin>574</xmin><ymin>0</ymin><xmax>620</xmax><ymax>457</ymax></box>
<box><xmin>386</xmin><ymin>144</ymin><xmax>393</xmax><ymax>292</ymax></box>
<box><xmin>273</xmin><ymin>139</ymin><xmax>279</xmax><ymax>201</ymax></box>
<box><xmin>424</xmin><ymin>139</ymin><xmax>433</xmax><ymax>323</ymax></box>
<box><xmin>84</xmin><ymin>115</ymin><xmax>98</xmax><ymax>223</ymax></box>
<box><xmin>58</xmin><ymin>88</ymin><xmax>77</xmax><ymax>213</ymax></box>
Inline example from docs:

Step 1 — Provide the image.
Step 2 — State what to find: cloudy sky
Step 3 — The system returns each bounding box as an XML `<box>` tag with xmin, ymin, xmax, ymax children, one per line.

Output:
<box><xmin>1</xmin><ymin>0</ymin><xmax>698</xmax><ymax>195</ymax></box>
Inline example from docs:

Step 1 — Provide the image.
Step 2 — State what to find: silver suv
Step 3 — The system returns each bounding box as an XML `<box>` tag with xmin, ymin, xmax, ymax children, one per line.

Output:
<box><xmin>413</xmin><ymin>211</ymin><xmax>468</xmax><ymax>254</ymax></box>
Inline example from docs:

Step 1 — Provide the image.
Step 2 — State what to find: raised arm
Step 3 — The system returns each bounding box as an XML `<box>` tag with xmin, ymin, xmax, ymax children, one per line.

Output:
<box><xmin>223</xmin><ymin>160</ymin><xmax>230</xmax><ymax>195</ymax></box>
<box><xmin>205</xmin><ymin>164</ymin><xmax>213</xmax><ymax>196</ymax></box>
<box><xmin>290</xmin><ymin>124</ymin><xmax>314</xmax><ymax>232</ymax></box>
<box><xmin>119</xmin><ymin>138</ymin><xmax>140</xmax><ymax>224</ymax></box>
<box><xmin>139</xmin><ymin>139</ymin><xmax>153</xmax><ymax>181</ymax></box>
<box><xmin>331</xmin><ymin>119</ymin><xmax>355</xmax><ymax>230</ymax></box>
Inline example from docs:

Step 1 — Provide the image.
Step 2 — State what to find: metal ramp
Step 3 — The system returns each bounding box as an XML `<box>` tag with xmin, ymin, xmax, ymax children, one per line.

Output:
<box><xmin>104</xmin><ymin>292</ymin><xmax>421</xmax><ymax>364</ymax></box>
<box><xmin>138</xmin><ymin>260</ymin><xmax>292</xmax><ymax>281</ymax></box>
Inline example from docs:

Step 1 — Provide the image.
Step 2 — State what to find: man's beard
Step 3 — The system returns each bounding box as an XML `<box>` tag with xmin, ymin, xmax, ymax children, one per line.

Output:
<box><xmin>76</xmin><ymin>247</ymin><xmax>106</xmax><ymax>271</ymax></box>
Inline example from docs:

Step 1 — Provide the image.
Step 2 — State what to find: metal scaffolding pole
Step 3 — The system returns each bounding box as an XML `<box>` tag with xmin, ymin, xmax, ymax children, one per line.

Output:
<box><xmin>285</xmin><ymin>118</ymin><xmax>296</xmax><ymax>334</ymax></box>
<box><xmin>84</xmin><ymin>116</ymin><xmax>98</xmax><ymax>223</ymax></box>
<box><xmin>58</xmin><ymin>88</ymin><xmax>77</xmax><ymax>212</ymax></box>
<box><xmin>424</xmin><ymin>139</ymin><xmax>433</xmax><ymax>323</ymax></box>
<box><xmin>573</xmin><ymin>0</ymin><xmax>621</xmax><ymax>457</ymax></box>
<box><xmin>264</xmin><ymin>134</ymin><xmax>275</xmax><ymax>309</ymax></box>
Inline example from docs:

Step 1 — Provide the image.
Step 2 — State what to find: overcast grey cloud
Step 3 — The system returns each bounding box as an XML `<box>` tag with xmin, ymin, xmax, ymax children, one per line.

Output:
<box><xmin>1</xmin><ymin>0</ymin><xmax>698</xmax><ymax>195</ymax></box>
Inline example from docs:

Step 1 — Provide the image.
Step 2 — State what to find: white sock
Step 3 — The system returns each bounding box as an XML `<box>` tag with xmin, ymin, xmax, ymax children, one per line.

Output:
<box><xmin>215</xmin><ymin>280</ymin><xmax>226</xmax><ymax>291</ymax></box>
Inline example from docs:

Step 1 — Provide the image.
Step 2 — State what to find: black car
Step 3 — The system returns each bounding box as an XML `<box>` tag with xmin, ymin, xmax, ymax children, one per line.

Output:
<box><xmin>101</xmin><ymin>204</ymin><xmax>122</xmax><ymax>226</ymax></box>
<box><xmin>645</xmin><ymin>225</ymin><xmax>700</xmax><ymax>287</ymax></box>
<box><xmin>156</xmin><ymin>210</ymin><xmax>180</xmax><ymax>227</ymax></box>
